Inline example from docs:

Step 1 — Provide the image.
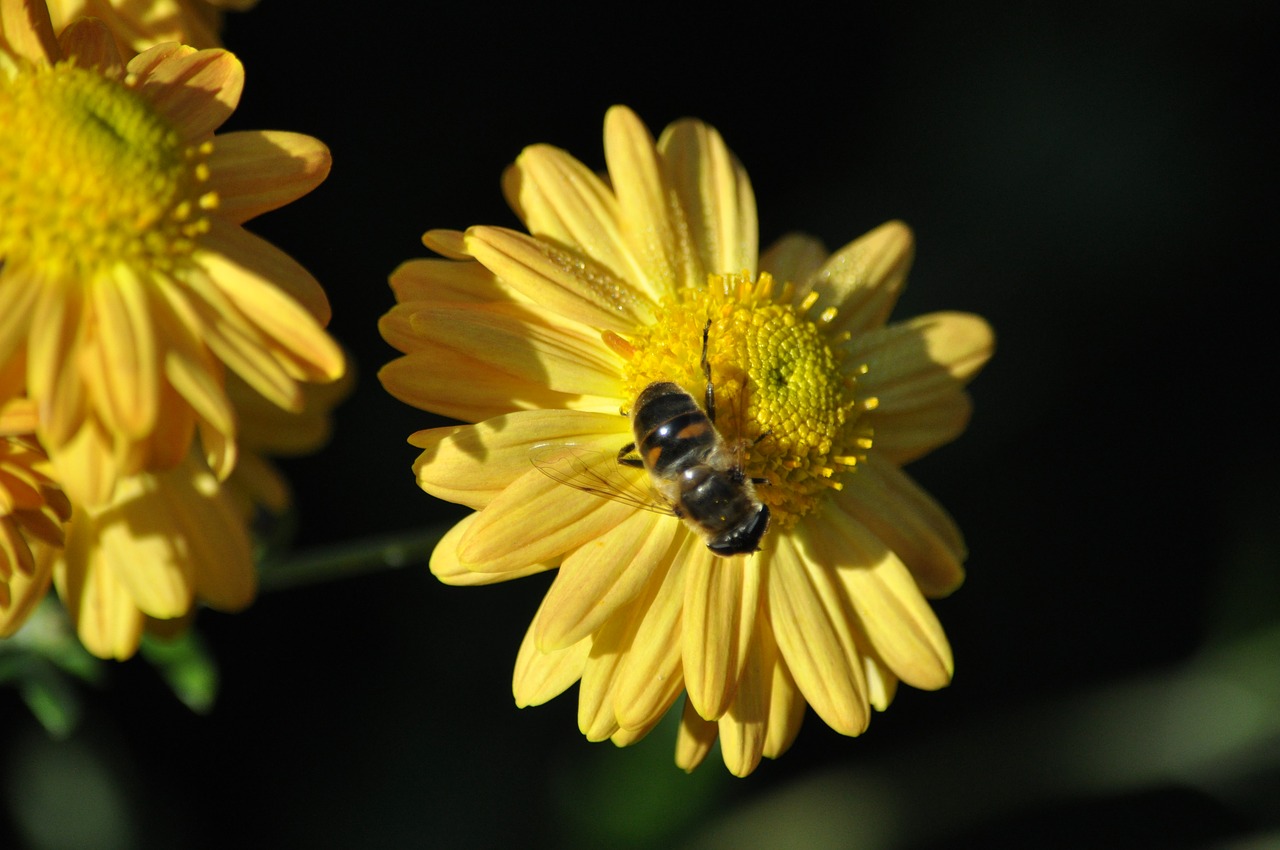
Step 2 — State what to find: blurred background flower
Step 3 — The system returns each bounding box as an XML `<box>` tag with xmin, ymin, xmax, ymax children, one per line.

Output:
<box><xmin>2</xmin><ymin>0</ymin><xmax>1275</xmax><ymax>848</ymax></box>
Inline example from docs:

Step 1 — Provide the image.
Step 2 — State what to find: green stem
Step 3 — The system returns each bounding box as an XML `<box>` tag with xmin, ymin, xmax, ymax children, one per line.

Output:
<box><xmin>257</xmin><ymin>525</ymin><xmax>450</xmax><ymax>592</ymax></box>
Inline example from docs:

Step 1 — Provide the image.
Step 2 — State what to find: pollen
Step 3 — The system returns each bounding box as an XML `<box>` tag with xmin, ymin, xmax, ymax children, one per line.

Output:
<box><xmin>0</xmin><ymin>61</ymin><xmax>217</xmax><ymax>280</ymax></box>
<box><xmin>619</xmin><ymin>272</ymin><xmax>875</xmax><ymax>525</ymax></box>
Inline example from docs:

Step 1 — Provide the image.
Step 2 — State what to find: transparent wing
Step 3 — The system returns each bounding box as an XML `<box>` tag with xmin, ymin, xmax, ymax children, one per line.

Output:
<box><xmin>531</xmin><ymin>443</ymin><xmax>674</xmax><ymax>516</ymax></box>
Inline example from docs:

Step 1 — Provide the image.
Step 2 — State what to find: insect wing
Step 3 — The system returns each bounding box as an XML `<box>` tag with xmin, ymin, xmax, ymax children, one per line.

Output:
<box><xmin>531</xmin><ymin>443</ymin><xmax>673</xmax><ymax>515</ymax></box>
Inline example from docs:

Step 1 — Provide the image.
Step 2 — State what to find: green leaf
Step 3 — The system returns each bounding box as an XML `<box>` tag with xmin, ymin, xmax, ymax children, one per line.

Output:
<box><xmin>140</xmin><ymin>630</ymin><xmax>219</xmax><ymax>714</ymax></box>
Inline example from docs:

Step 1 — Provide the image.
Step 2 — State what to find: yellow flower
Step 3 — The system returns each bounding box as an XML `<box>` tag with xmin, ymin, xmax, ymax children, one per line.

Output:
<box><xmin>45</xmin><ymin>0</ymin><xmax>257</xmax><ymax>53</ymax></box>
<box><xmin>382</xmin><ymin>105</ymin><xmax>993</xmax><ymax>775</ymax></box>
<box><xmin>0</xmin><ymin>432</ymin><xmax>70</xmax><ymax>637</ymax></box>
<box><xmin>0</xmin><ymin>0</ymin><xmax>344</xmax><ymax>507</ymax></box>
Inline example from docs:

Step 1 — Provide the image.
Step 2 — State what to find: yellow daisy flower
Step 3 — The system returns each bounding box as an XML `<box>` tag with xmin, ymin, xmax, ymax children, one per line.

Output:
<box><xmin>0</xmin><ymin>0</ymin><xmax>344</xmax><ymax>507</ymax></box>
<box><xmin>0</xmin><ymin>431</ymin><xmax>70</xmax><ymax>637</ymax></box>
<box><xmin>45</xmin><ymin>0</ymin><xmax>257</xmax><ymax>53</ymax></box>
<box><xmin>382</xmin><ymin>105</ymin><xmax>994</xmax><ymax>775</ymax></box>
<box><xmin>0</xmin><ymin>371</ymin><xmax>349</xmax><ymax>659</ymax></box>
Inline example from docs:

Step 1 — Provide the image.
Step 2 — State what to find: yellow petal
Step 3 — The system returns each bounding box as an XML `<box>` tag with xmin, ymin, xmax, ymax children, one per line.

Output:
<box><xmin>208</xmin><ymin>131</ymin><xmax>331</xmax><ymax>224</ymax></box>
<box><xmin>502</xmin><ymin>144</ymin><xmax>654</xmax><ymax>296</ymax></box>
<box><xmin>388</xmin><ymin>257</ymin><xmax>519</xmax><ymax>306</ymax></box>
<box><xmin>760</xmin><ymin>233</ymin><xmax>828</xmax><ymax>292</ymax></box>
<box><xmin>378</xmin><ymin>348</ymin><xmax>617</xmax><ymax>424</ymax></box>
<box><xmin>198</xmin><ymin>218</ymin><xmax>333</xmax><ymax>325</ymax></box>
<box><xmin>675</xmin><ymin>698</ymin><xmax>718</xmax><ymax>773</ymax></box>
<box><xmin>812</xmin><ymin>220</ymin><xmax>915</xmax><ymax>335</ymax></box>
<box><xmin>513</xmin><ymin>603</ymin><xmax>589</xmax><ymax>708</ymax></box>
<box><xmin>813</xmin><ymin>502</ymin><xmax>954</xmax><ymax>689</ymax></box>
<box><xmin>870</xmin><ymin>393</ymin><xmax>973</xmax><ymax>465</ymax></box>
<box><xmin>855</xmin><ymin>311</ymin><xmax>994</xmax><ymax>412</ymax></box>
<box><xmin>658</xmin><ymin>117</ymin><xmax>757</xmax><ymax>278</ymax></box>
<box><xmin>614</xmin><ymin>532</ymin><xmax>696</xmax><ymax>730</ymax></box>
<box><xmin>54</xmin><ymin>535</ymin><xmax>145</xmax><ymax>660</ymax></box>
<box><xmin>48</xmin><ymin>415</ymin><xmax>116</xmax><ymax>507</ymax></box>
<box><xmin>760</xmin><ymin>619</ymin><xmax>806</xmax><ymax>759</ymax></box>
<box><xmin>0</xmin><ymin>264</ymin><xmax>40</xmax><ymax>373</ymax></box>
<box><xmin>457</xmin><ymin>468</ymin><xmax>637</xmax><ymax>574</ymax></box>
<box><xmin>0</xmin><ymin>0</ymin><xmax>59</xmax><ymax>63</ymax></box>
<box><xmin>835</xmin><ymin>453</ymin><xmax>967</xmax><ymax>598</ymax></box>
<box><xmin>718</xmin><ymin>651</ymin><xmax>767</xmax><ymax>778</ymax></box>
<box><xmin>682</xmin><ymin>546</ymin><xmax>758</xmax><ymax>720</ymax></box>
<box><xmin>430</xmin><ymin>514</ymin><xmax>551</xmax><ymax>586</ymax></box>
<box><xmin>411</xmin><ymin>410</ymin><xmax>627</xmax><ymax>510</ymax></box>
<box><xmin>577</xmin><ymin>608</ymin><xmax>633</xmax><ymax>742</ymax></box>
<box><xmin>196</xmin><ymin>229</ymin><xmax>344</xmax><ymax>381</ymax></box>
<box><xmin>536</xmin><ymin>509</ymin><xmax>677</xmax><ymax>651</ymax></box>
<box><xmin>603</xmin><ymin>105</ymin><xmax>690</xmax><ymax>295</ymax></box>
<box><xmin>89</xmin><ymin>266</ymin><xmax>159</xmax><ymax>439</ymax></box>
<box><xmin>57</xmin><ymin>17</ymin><xmax>122</xmax><ymax>73</ymax></box>
<box><xmin>88</xmin><ymin>477</ymin><xmax>193</xmax><ymax>619</ymax></box>
<box><xmin>129</xmin><ymin>45</ymin><xmax>242</xmax><ymax>140</ymax></box>
<box><xmin>864</xmin><ymin>653</ymin><xmax>899</xmax><ymax>712</ymax></box>
<box><xmin>462</xmin><ymin>226</ymin><xmax>655</xmax><ymax>333</ymax></box>
<box><xmin>28</xmin><ymin>277</ymin><xmax>87</xmax><ymax>450</ymax></box>
<box><xmin>765</xmin><ymin>532</ymin><xmax>869</xmax><ymax>736</ymax></box>
<box><xmin>0</xmin><ymin>539</ymin><xmax>52</xmax><ymax>637</ymax></box>
<box><xmin>407</xmin><ymin>299</ymin><xmax>621</xmax><ymax>399</ymax></box>
<box><xmin>180</xmin><ymin>469</ymin><xmax>255</xmax><ymax>612</ymax></box>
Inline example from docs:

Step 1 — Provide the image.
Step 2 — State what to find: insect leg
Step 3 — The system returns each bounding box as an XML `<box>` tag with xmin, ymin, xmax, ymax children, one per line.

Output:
<box><xmin>616</xmin><ymin>442</ymin><xmax>644</xmax><ymax>468</ymax></box>
<box><xmin>701</xmin><ymin>319</ymin><xmax>716</xmax><ymax>423</ymax></box>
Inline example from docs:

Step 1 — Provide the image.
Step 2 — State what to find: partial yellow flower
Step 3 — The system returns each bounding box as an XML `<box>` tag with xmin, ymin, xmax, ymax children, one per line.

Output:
<box><xmin>381</xmin><ymin>106</ymin><xmax>994</xmax><ymax>775</ymax></box>
<box><xmin>0</xmin><ymin>0</ymin><xmax>344</xmax><ymax>507</ymax></box>
<box><xmin>45</xmin><ymin>0</ymin><xmax>257</xmax><ymax>54</ymax></box>
<box><xmin>0</xmin><ymin>432</ymin><xmax>70</xmax><ymax>637</ymax></box>
<box><xmin>0</xmin><ymin>372</ymin><xmax>349</xmax><ymax>659</ymax></box>
<box><xmin>48</xmin><ymin>451</ymin><xmax>253</xmax><ymax>659</ymax></box>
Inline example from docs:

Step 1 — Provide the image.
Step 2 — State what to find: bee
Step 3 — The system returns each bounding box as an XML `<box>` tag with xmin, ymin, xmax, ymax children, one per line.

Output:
<box><xmin>535</xmin><ymin>322</ymin><xmax>770</xmax><ymax>557</ymax></box>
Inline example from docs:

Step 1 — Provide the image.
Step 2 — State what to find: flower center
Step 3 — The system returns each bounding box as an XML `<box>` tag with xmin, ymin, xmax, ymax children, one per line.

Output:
<box><xmin>0</xmin><ymin>61</ymin><xmax>217</xmax><ymax>280</ymax></box>
<box><xmin>611</xmin><ymin>272</ymin><xmax>877</xmax><ymax>526</ymax></box>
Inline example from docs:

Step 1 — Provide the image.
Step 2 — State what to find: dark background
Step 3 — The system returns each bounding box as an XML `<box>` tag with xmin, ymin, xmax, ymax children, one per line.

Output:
<box><xmin>3</xmin><ymin>1</ymin><xmax>1276</xmax><ymax>847</ymax></box>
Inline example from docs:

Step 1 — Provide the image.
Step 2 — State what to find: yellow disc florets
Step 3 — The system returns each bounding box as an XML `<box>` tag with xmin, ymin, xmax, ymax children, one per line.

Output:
<box><xmin>0</xmin><ymin>61</ymin><xmax>218</xmax><ymax>280</ymax></box>
<box><xmin>612</xmin><ymin>272</ymin><xmax>877</xmax><ymax>525</ymax></box>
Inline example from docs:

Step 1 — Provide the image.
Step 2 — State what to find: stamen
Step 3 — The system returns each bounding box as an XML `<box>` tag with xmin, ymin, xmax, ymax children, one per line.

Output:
<box><xmin>620</xmin><ymin>271</ymin><xmax>876</xmax><ymax>525</ymax></box>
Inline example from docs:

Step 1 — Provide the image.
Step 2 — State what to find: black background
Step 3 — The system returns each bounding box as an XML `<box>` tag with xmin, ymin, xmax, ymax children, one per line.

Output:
<box><xmin>2</xmin><ymin>1</ymin><xmax>1276</xmax><ymax>847</ymax></box>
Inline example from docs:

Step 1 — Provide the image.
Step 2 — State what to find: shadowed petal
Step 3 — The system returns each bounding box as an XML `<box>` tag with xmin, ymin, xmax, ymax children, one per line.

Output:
<box><xmin>813</xmin><ymin>220</ymin><xmax>915</xmax><ymax>335</ymax></box>
<box><xmin>761</xmin><ymin>233</ymin><xmax>828</xmax><ymax>292</ymax></box>
<box><xmin>854</xmin><ymin>311</ymin><xmax>994</xmax><ymax>414</ymax></box>
<box><xmin>675</xmin><ymin>699</ymin><xmax>718</xmax><ymax>773</ymax></box>
<box><xmin>128</xmin><ymin>44</ymin><xmax>242</xmax><ymax>139</ymax></box>
<box><xmin>408</xmin><ymin>299</ymin><xmax>622</xmax><ymax>399</ymax></box>
<box><xmin>209</xmin><ymin>131</ymin><xmax>331</xmax><ymax>224</ymax></box>
<box><xmin>835</xmin><ymin>453</ymin><xmax>967</xmax><ymax>598</ymax></box>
